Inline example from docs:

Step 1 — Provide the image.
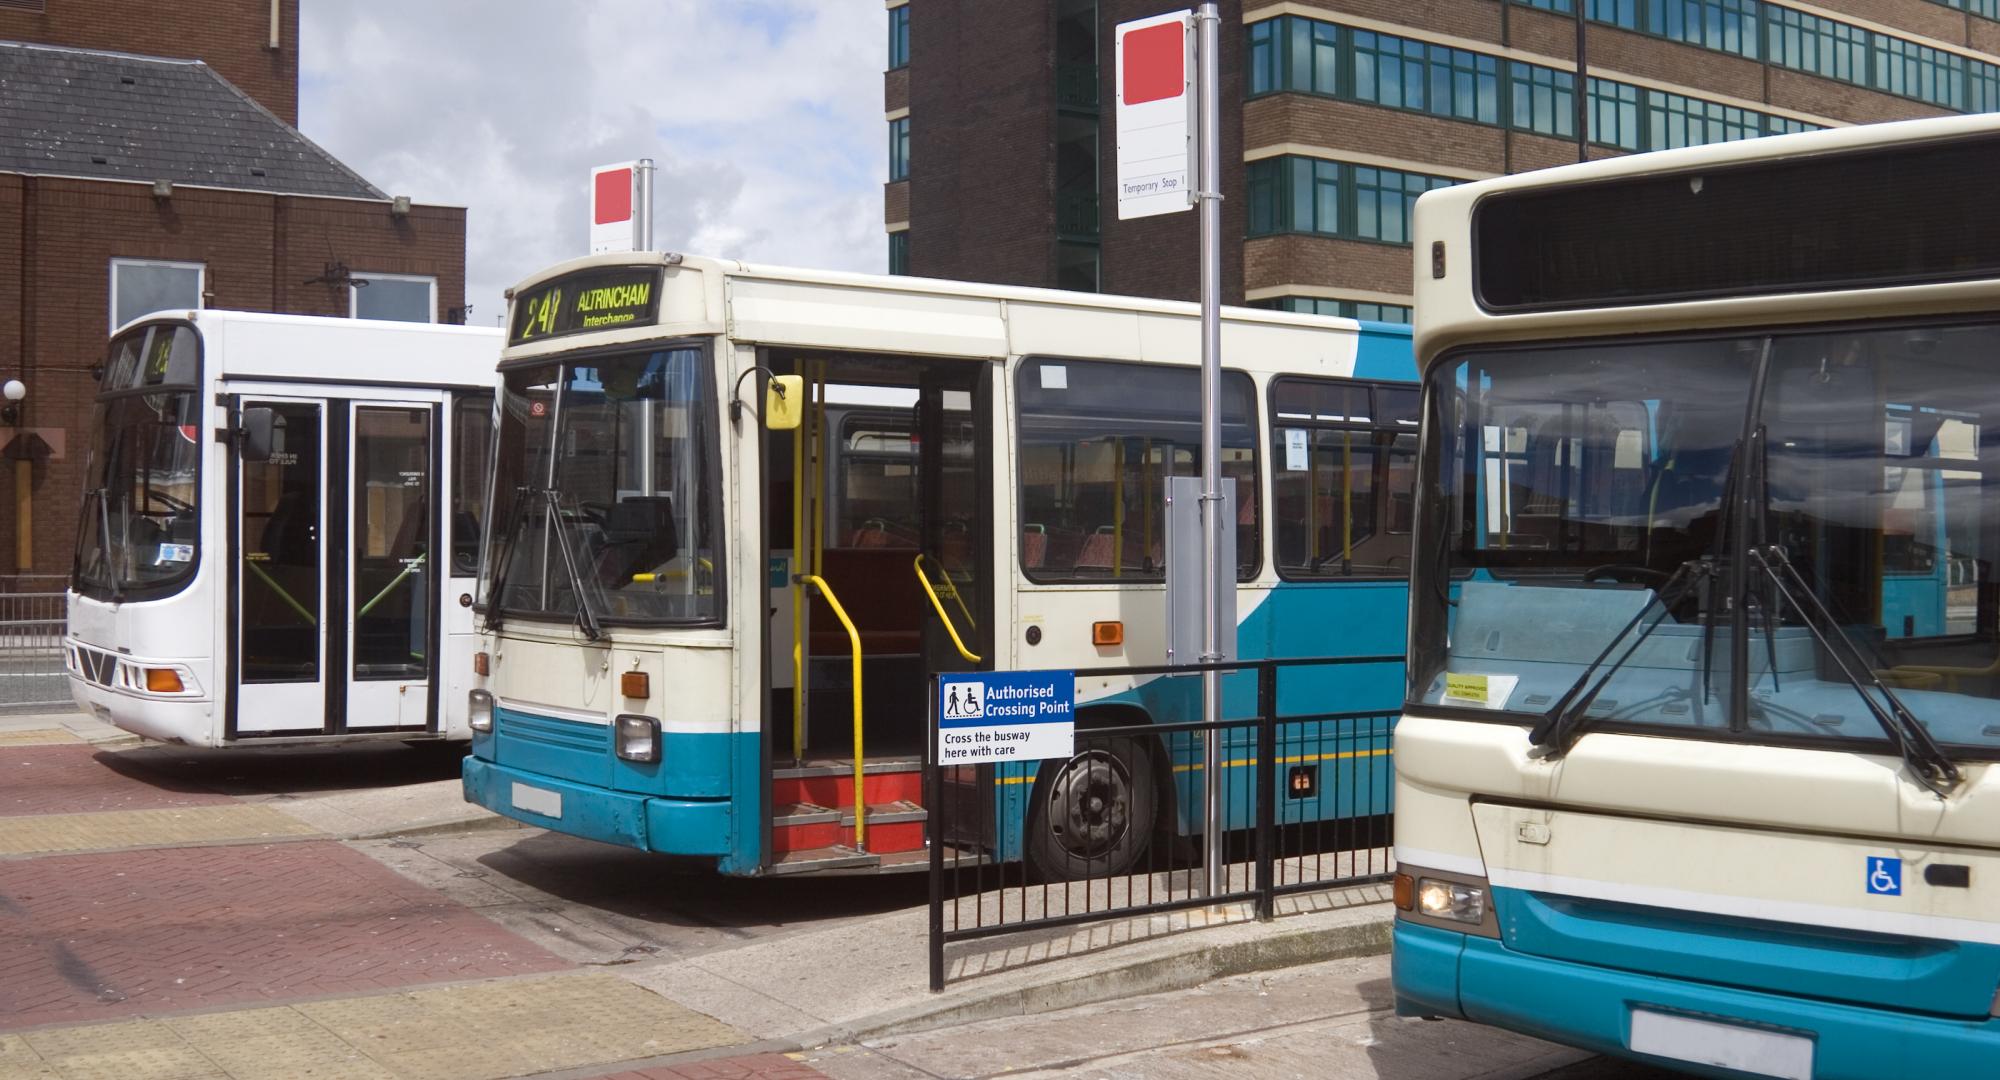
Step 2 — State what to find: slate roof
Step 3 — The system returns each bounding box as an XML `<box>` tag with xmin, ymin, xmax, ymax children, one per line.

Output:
<box><xmin>0</xmin><ymin>41</ymin><xmax>384</xmax><ymax>199</ymax></box>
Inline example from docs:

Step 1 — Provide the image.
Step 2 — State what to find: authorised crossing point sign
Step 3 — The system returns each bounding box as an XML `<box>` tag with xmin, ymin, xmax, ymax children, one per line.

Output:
<box><xmin>937</xmin><ymin>671</ymin><xmax>1075</xmax><ymax>765</ymax></box>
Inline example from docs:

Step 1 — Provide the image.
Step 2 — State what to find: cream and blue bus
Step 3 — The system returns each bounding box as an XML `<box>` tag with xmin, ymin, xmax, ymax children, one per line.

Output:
<box><xmin>1393</xmin><ymin>115</ymin><xmax>2000</xmax><ymax>1076</ymax></box>
<box><xmin>462</xmin><ymin>254</ymin><xmax>1414</xmax><ymax>877</ymax></box>
<box><xmin>67</xmin><ymin>312</ymin><xmax>500</xmax><ymax>745</ymax></box>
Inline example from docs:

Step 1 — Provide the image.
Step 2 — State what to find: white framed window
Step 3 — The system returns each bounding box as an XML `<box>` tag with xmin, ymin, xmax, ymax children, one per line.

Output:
<box><xmin>349</xmin><ymin>273</ymin><xmax>437</xmax><ymax>324</ymax></box>
<box><xmin>109</xmin><ymin>258</ymin><xmax>205</xmax><ymax>332</ymax></box>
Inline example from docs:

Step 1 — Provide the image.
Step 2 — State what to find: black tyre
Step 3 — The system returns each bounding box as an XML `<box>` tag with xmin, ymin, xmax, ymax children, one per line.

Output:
<box><xmin>1025</xmin><ymin>734</ymin><xmax>1158</xmax><ymax>881</ymax></box>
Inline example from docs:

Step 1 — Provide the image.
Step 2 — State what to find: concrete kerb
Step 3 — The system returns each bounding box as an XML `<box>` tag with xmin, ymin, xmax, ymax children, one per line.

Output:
<box><xmin>627</xmin><ymin>890</ymin><xmax>1396</xmax><ymax>1053</ymax></box>
<box><xmin>824</xmin><ymin>905</ymin><xmax>1394</xmax><ymax>1045</ymax></box>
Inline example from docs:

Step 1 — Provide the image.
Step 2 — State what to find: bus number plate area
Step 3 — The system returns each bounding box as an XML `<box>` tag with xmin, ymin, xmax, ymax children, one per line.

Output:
<box><xmin>510</xmin><ymin>782</ymin><xmax>563</xmax><ymax>820</ymax></box>
<box><xmin>1627</xmin><ymin>1009</ymin><xmax>1812</xmax><ymax>1080</ymax></box>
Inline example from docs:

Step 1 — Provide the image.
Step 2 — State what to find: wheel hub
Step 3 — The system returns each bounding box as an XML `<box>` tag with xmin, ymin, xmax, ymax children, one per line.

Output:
<box><xmin>1047</xmin><ymin>750</ymin><xmax>1132</xmax><ymax>860</ymax></box>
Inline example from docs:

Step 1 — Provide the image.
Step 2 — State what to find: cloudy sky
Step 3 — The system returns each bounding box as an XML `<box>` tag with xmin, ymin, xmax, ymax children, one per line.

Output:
<box><xmin>300</xmin><ymin>1</ymin><xmax>887</xmax><ymax>328</ymax></box>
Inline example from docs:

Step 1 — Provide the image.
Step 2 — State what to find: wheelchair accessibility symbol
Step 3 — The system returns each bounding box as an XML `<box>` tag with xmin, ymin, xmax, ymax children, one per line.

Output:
<box><xmin>1866</xmin><ymin>857</ymin><xmax>1902</xmax><ymax>896</ymax></box>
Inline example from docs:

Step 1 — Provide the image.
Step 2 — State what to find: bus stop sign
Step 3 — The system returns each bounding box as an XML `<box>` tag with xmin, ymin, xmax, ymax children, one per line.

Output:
<box><xmin>937</xmin><ymin>671</ymin><xmax>1075</xmax><ymax>765</ymax></box>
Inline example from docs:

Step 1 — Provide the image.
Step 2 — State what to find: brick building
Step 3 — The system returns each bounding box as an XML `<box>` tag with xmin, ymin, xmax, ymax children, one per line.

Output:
<box><xmin>883</xmin><ymin>0</ymin><xmax>2000</xmax><ymax>319</ymax></box>
<box><xmin>0</xmin><ymin>2</ymin><xmax>465</xmax><ymax>574</ymax></box>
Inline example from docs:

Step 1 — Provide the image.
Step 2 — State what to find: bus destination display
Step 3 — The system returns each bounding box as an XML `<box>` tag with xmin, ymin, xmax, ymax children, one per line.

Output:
<box><xmin>510</xmin><ymin>268</ymin><xmax>661</xmax><ymax>344</ymax></box>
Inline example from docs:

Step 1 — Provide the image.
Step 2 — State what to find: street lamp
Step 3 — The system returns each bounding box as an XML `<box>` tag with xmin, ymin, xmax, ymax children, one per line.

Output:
<box><xmin>0</xmin><ymin>378</ymin><xmax>22</xmax><ymax>425</ymax></box>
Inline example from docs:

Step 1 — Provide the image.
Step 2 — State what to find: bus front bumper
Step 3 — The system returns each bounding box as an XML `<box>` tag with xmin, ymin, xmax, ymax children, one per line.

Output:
<box><xmin>461</xmin><ymin>756</ymin><xmax>732</xmax><ymax>859</ymax></box>
<box><xmin>1394</xmin><ymin>922</ymin><xmax>1999</xmax><ymax>1078</ymax></box>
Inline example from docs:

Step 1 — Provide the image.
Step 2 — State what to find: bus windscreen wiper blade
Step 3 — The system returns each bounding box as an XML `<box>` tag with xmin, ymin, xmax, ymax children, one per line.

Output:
<box><xmin>542</xmin><ymin>489</ymin><xmax>605</xmax><ymax>643</ymax></box>
<box><xmin>1748</xmin><ymin>545</ymin><xmax>1961</xmax><ymax>797</ymax></box>
<box><xmin>1531</xmin><ymin>558</ymin><xmax>1714</xmax><ymax>754</ymax></box>
<box><xmin>479</xmin><ymin>485</ymin><xmax>535</xmax><ymax>633</ymax></box>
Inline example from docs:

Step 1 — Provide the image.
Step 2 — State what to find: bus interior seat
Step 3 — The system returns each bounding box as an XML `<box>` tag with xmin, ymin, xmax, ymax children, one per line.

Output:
<box><xmin>1021</xmin><ymin>525</ymin><xmax>1049</xmax><ymax>570</ymax></box>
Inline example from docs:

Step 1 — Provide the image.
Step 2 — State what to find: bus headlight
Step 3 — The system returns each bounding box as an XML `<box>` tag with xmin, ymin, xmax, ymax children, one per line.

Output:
<box><xmin>1415</xmin><ymin>878</ymin><xmax>1487</xmax><ymax>924</ymax></box>
<box><xmin>614</xmin><ymin>714</ymin><xmax>660</xmax><ymax>763</ymax></box>
<box><xmin>468</xmin><ymin>689</ymin><xmax>494</xmax><ymax>732</ymax></box>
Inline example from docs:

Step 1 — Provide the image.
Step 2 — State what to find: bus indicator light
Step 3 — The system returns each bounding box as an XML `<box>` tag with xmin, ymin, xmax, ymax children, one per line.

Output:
<box><xmin>1091</xmin><ymin>621</ymin><xmax>1123</xmax><ymax>647</ymax></box>
<box><xmin>620</xmin><ymin>671</ymin><xmax>650</xmax><ymax>699</ymax></box>
<box><xmin>472</xmin><ymin>651</ymin><xmax>489</xmax><ymax>676</ymax></box>
<box><xmin>144</xmin><ymin>667</ymin><xmax>184</xmax><ymax>694</ymax></box>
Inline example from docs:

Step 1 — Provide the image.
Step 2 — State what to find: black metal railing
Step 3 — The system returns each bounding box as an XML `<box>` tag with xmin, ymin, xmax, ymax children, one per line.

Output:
<box><xmin>926</xmin><ymin>654</ymin><xmax>1401</xmax><ymax>990</ymax></box>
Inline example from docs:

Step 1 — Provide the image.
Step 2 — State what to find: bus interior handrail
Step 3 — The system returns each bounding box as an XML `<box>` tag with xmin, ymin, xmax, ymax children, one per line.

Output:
<box><xmin>914</xmin><ymin>554</ymin><xmax>982</xmax><ymax>664</ymax></box>
<box><xmin>796</xmin><ymin>572</ymin><xmax>869</xmax><ymax>852</ymax></box>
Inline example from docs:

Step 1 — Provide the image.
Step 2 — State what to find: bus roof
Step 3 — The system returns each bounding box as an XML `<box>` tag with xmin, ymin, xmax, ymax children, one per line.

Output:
<box><xmin>114</xmin><ymin>310</ymin><xmax>502</xmax><ymax>390</ymax></box>
<box><xmin>1411</xmin><ymin>113</ymin><xmax>2000</xmax><ymax>362</ymax></box>
<box><xmin>498</xmin><ymin>253</ymin><xmax>1409</xmax><ymax>381</ymax></box>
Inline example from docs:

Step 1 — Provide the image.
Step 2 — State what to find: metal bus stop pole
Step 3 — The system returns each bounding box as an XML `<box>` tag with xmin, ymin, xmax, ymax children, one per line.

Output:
<box><xmin>1195</xmin><ymin>2</ymin><xmax>1226</xmax><ymax>903</ymax></box>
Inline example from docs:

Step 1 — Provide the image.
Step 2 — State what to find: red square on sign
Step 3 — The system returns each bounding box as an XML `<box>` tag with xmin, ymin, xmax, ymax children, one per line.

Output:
<box><xmin>1123</xmin><ymin>21</ymin><xmax>1184</xmax><ymax>105</ymax></box>
<box><xmin>594</xmin><ymin>168</ymin><xmax>633</xmax><ymax>225</ymax></box>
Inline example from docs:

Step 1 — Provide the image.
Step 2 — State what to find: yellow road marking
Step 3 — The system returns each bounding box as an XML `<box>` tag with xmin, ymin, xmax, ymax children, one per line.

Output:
<box><xmin>0</xmin><ymin>729</ymin><xmax>82</xmax><ymax>747</ymax></box>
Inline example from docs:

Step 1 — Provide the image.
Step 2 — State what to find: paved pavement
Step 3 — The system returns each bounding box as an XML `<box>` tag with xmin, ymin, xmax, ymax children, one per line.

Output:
<box><xmin>0</xmin><ymin>710</ymin><xmax>1656</xmax><ymax>1080</ymax></box>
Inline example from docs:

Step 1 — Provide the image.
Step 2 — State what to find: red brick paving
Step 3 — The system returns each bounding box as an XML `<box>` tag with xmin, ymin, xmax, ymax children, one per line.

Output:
<box><xmin>0</xmin><ymin>745</ymin><xmax>232</xmax><ymax>817</ymax></box>
<box><xmin>595</xmin><ymin>1052</ymin><xmax>831</xmax><ymax>1080</ymax></box>
<box><xmin>0</xmin><ymin>839</ymin><xmax>570</xmax><ymax>1031</ymax></box>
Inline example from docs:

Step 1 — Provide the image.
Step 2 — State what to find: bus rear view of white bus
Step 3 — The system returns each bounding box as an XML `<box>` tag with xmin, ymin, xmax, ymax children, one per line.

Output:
<box><xmin>1394</xmin><ymin>115</ymin><xmax>2000</xmax><ymax>1078</ymax></box>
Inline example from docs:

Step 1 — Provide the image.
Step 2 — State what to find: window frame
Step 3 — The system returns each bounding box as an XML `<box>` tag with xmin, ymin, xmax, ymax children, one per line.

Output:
<box><xmin>349</xmin><ymin>272</ymin><xmax>439</xmax><ymax>324</ymax></box>
<box><xmin>888</xmin><ymin>3</ymin><xmax>910</xmax><ymax>70</ymax></box>
<box><xmin>889</xmin><ymin>116</ymin><xmax>911</xmax><ymax>182</ymax></box>
<box><xmin>109</xmin><ymin>258</ymin><xmax>205</xmax><ymax>334</ymax></box>
<box><xmin>1268</xmin><ymin>375</ymin><xmax>1421</xmax><ymax>582</ymax></box>
<box><xmin>1013</xmin><ymin>355</ymin><xmax>1264</xmax><ymax>586</ymax></box>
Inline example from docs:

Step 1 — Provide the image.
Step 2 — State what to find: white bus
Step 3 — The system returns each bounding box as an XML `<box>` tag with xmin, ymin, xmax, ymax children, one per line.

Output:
<box><xmin>463</xmin><ymin>254</ymin><xmax>1416</xmax><ymax>876</ymax></box>
<box><xmin>66</xmin><ymin>311</ymin><xmax>501</xmax><ymax>746</ymax></box>
<box><xmin>1393</xmin><ymin>115</ymin><xmax>2000</xmax><ymax>1076</ymax></box>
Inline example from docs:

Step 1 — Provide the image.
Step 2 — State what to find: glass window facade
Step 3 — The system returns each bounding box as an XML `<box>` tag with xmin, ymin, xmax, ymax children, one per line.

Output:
<box><xmin>888</xmin><ymin>4</ymin><xmax>909</xmax><ymax>69</ymax></box>
<box><xmin>1245</xmin><ymin>157</ymin><xmax>1457</xmax><ymax>246</ymax></box>
<box><xmin>1505</xmin><ymin>0</ymin><xmax>2000</xmax><ymax>114</ymax></box>
<box><xmin>1245</xmin><ymin>15</ymin><xmax>1825</xmax><ymax>152</ymax></box>
<box><xmin>889</xmin><ymin>117</ymin><xmax>910</xmax><ymax>182</ymax></box>
<box><xmin>1254</xmin><ymin>297</ymin><xmax>1413</xmax><ymax>324</ymax></box>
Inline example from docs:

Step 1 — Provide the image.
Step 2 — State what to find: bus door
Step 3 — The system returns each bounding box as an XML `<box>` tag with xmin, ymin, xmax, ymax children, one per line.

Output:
<box><xmin>233</xmin><ymin>396</ymin><xmax>330</xmax><ymax>734</ymax></box>
<box><xmin>343</xmin><ymin>402</ymin><xmax>439</xmax><ymax>730</ymax></box>
<box><xmin>915</xmin><ymin>367</ymin><xmax>993</xmax><ymax>682</ymax></box>
<box><xmin>232</xmin><ymin>396</ymin><xmax>440</xmax><ymax>736</ymax></box>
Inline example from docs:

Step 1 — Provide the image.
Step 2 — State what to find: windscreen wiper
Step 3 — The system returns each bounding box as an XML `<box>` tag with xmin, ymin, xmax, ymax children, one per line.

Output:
<box><xmin>542</xmin><ymin>489</ymin><xmax>605</xmax><ymax>643</ymax></box>
<box><xmin>1748</xmin><ymin>545</ymin><xmax>1960</xmax><ymax>797</ymax></box>
<box><xmin>479</xmin><ymin>485</ymin><xmax>534</xmax><ymax>634</ymax></box>
<box><xmin>1530</xmin><ymin>557</ymin><xmax>1715</xmax><ymax>755</ymax></box>
<box><xmin>85</xmin><ymin>488</ymin><xmax>126</xmax><ymax>605</ymax></box>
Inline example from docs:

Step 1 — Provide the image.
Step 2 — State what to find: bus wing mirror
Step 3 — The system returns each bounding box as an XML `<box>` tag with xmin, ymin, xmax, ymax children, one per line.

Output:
<box><xmin>766</xmin><ymin>374</ymin><xmax>804</xmax><ymax>431</ymax></box>
<box><xmin>239</xmin><ymin>407</ymin><xmax>279</xmax><ymax>463</ymax></box>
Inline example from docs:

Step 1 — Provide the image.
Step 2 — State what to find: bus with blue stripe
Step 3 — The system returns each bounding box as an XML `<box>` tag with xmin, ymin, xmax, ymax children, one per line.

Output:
<box><xmin>1393</xmin><ymin>115</ymin><xmax>2000</xmax><ymax>1077</ymax></box>
<box><xmin>461</xmin><ymin>254</ymin><xmax>1413</xmax><ymax>877</ymax></box>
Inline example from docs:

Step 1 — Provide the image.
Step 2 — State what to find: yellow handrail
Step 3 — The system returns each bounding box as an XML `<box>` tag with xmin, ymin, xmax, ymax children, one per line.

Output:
<box><xmin>798</xmin><ymin>573</ymin><xmax>868</xmax><ymax>852</ymax></box>
<box><xmin>914</xmin><ymin>555</ymin><xmax>982</xmax><ymax>663</ymax></box>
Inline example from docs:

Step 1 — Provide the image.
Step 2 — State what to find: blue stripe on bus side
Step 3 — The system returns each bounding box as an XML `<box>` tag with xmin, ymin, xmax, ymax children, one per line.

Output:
<box><xmin>1351</xmin><ymin>322</ymin><xmax>1418</xmax><ymax>382</ymax></box>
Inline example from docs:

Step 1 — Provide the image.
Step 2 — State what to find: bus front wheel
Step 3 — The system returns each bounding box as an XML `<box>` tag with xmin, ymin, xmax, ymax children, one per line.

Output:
<box><xmin>1025</xmin><ymin>735</ymin><xmax>1157</xmax><ymax>881</ymax></box>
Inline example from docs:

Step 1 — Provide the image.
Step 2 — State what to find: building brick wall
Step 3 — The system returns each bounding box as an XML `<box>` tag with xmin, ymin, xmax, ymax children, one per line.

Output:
<box><xmin>884</xmin><ymin>181</ymin><xmax>910</xmax><ymax>225</ymax></box>
<box><xmin>905</xmin><ymin>0</ymin><xmax>1056</xmax><ymax>287</ymax></box>
<box><xmin>0</xmin><ymin>0</ymin><xmax>300</xmax><ymax>124</ymax></box>
<box><xmin>885</xmin><ymin>66</ymin><xmax>909</xmax><ymax>114</ymax></box>
<box><xmin>1099</xmin><ymin>0</ymin><xmax>1246</xmax><ymax>304</ymax></box>
<box><xmin>1245</xmin><ymin>234</ymin><xmax>1412</xmax><ymax>297</ymax></box>
<box><xmin>1</xmin><ymin>178</ymin><xmax>465</xmax><ymax>573</ymax></box>
<box><xmin>1246</xmin><ymin>96</ymin><xmax>1506</xmax><ymax>174</ymax></box>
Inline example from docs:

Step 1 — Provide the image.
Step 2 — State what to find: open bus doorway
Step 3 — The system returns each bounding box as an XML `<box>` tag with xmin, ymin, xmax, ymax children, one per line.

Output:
<box><xmin>762</xmin><ymin>352</ymin><xmax>992</xmax><ymax>871</ymax></box>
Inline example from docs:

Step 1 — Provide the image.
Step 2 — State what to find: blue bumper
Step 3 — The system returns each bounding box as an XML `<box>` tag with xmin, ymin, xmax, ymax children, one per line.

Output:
<box><xmin>1393</xmin><ymin>921</ymin><xmax>2000</xmax><ymax>1078</ymax></box>
<box><xmin>463</xmin><ymin>756</ymin><xmax>733</xmax><ymax>860</ymax></box>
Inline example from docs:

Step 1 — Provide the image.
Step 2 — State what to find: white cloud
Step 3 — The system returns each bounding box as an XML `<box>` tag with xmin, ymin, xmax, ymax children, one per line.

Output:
<box><xmin>300</xmin><ymin>0</ymin><xmax>887</xmax><ymax>328</ymax></box>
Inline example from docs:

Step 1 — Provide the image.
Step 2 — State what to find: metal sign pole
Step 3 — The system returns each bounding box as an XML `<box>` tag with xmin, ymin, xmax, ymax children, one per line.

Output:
<box><xmin>635</xmin><ymin>158</ymin><xmax>656</xmax><ymax>251</ymax></box>
<box><xmin>1195</xmin><ymin>2</ymin><xmax>1225</xmax><ymax>903</ymax></box>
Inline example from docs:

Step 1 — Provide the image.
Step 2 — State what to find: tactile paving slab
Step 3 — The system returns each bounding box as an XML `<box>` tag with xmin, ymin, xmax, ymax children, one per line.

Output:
<box><xmin>0</xmin><ymin>840</ymin><xmax>569</xmax><ymax>1031</ymax></box>
<box><xmin>0</xmin><ymin>746</ymin><xmax>231</xmax><ymax>818</ymax></box>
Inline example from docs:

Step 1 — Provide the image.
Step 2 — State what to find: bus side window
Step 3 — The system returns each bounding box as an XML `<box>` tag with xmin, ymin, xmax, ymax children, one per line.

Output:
<box><xmin>451</xmin><ymin>391</ymin><xmax>495</xmax><ymax>576</ymax></box>
<box><xmin>1269</xmin><ymin>378</ymin><xmax>1420</xmax><ymax>579</ymax></box>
